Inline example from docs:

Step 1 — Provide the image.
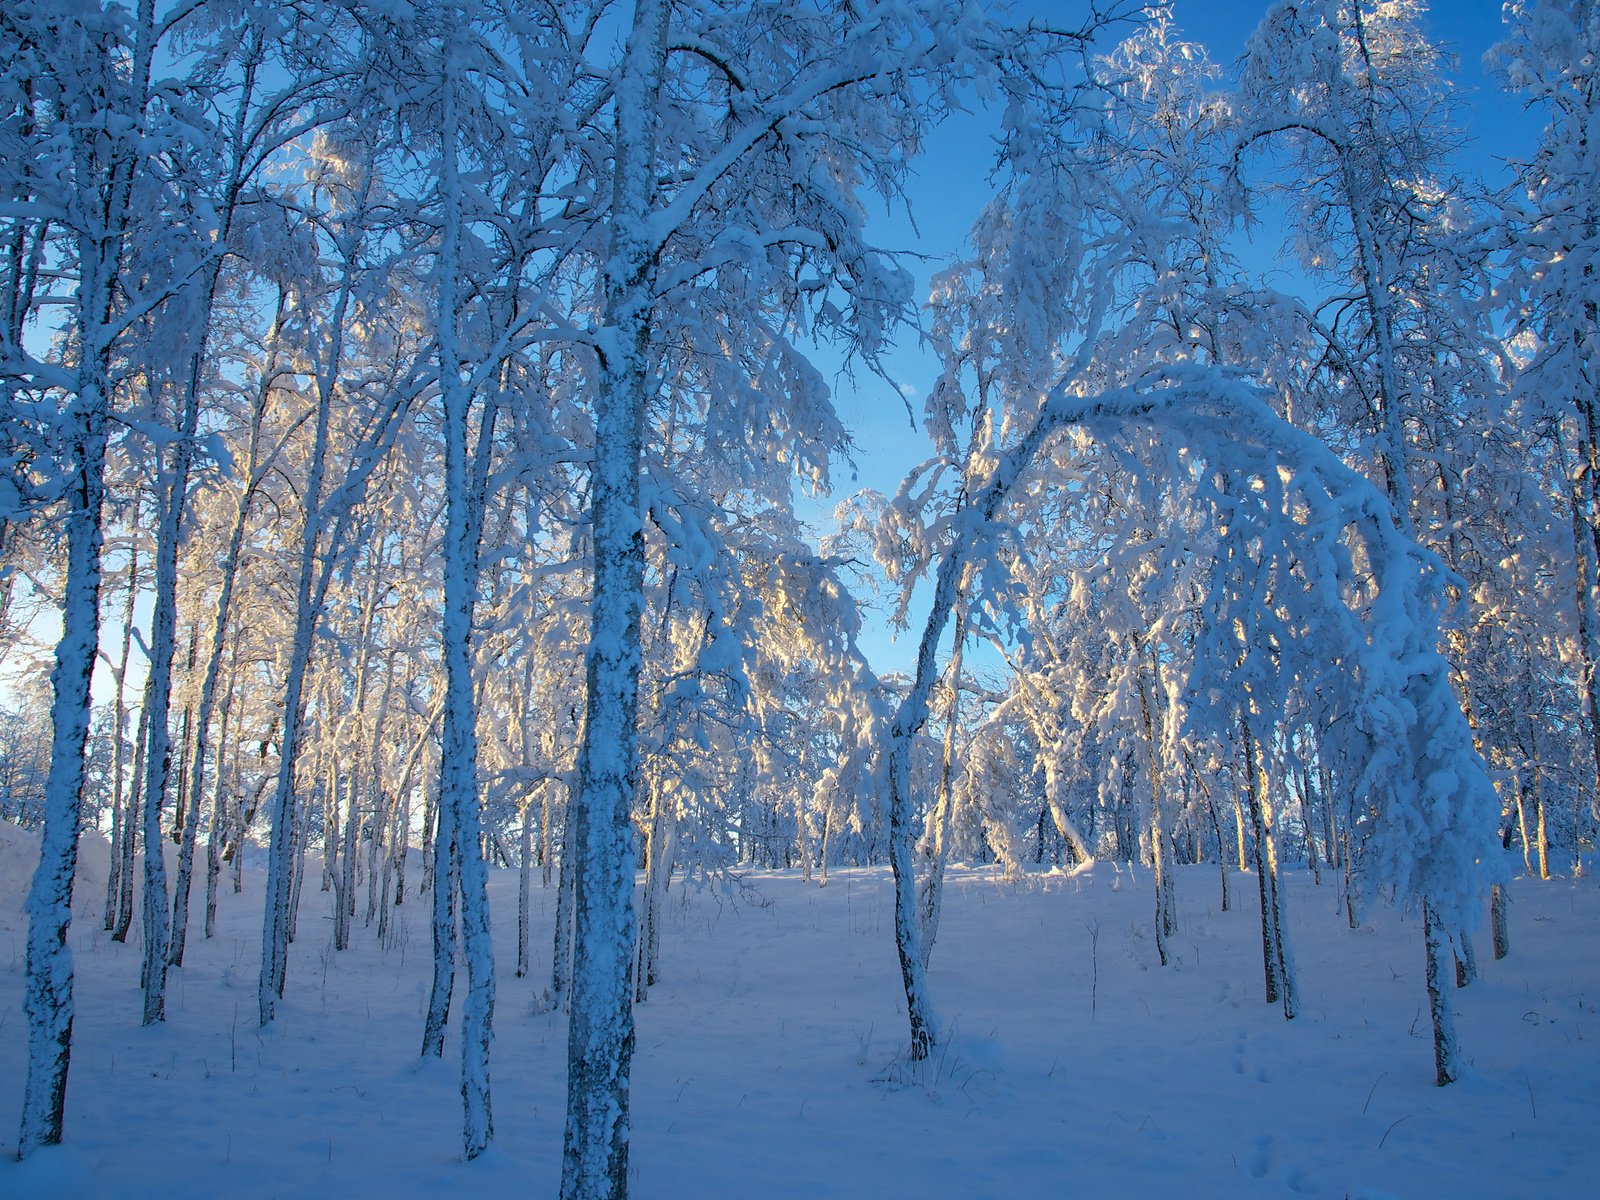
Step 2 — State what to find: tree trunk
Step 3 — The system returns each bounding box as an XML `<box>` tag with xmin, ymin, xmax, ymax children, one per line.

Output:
<box><xmin>1241</xmin><ymin>717</ymin><xmax>1297</xmax><ymax>1018</ymax></box>
<box><xmin>112</xmin><ymin>696</ymin><xmax>149</xmax><ymax>944</ymax></box>
<box><xmin>18</xmin><ymin>8</ymin><xmax>142</xmax><ymax>1128</ymax></box>
<box><xmin>517</xmin><ymin>804</ymin><xmax>533</xmax><ymax>979</ymax></box>
<box><xmin>636</xmin><ymin>780</ymin><xmax>675</xmax><ymax>1001</ymax></box>
<box><xmin>1513</xmin><ymin>769</ymin><xmax>1532</xmax><ymax>875</ymax></box>
<box><xmin>18</xmin><ymin>338</ymin><xmax>111</xmax><ymax>1155</ymax></box>
<box><xmin>1233</xmin><ymin>789</ymin><xmax>1249</xmax><ymax>874</ymax></box>
<box><xmin>552</xmin><ymin>790</ymin><xmax>575</xmax><ymax>1005</ymax></box>
<box><xmin>1424</xmin><ymin>901</ymin><xmax>1458</xmax><ymax>1085</ymax></box>
<box><xmin>1342</xmin><ymin>828</ymin><xmax>1357</xmax><ymax>930</ymax></box>
<box><xmin>1454</xmin><ymin>929</ymin><xmax>1478</xmax><ymax>988</ymax></box>
<box><xmin>560</xmin><ymin>6</ymin><xmax>669</xmax><ymax>1194</ymax></box>
<box><xmin>421</xmin><ymin>796</ymin><xmax>458</xmax><ymax>1058</ymax></box>
<box><xmin>1491</xmin><ymin>883</ymin><xmax>1509</xmax><ymax>960</ymax></box>
<box><xmin>336</xmin><ymin>777</ymin><xmax>357</xmax><ymax>951</ymax></box>
<box><xmin>138</xmin><ymin>287</ymin><xmax>211</xmax><ymax>1021</ymax></box>
<box><xmin>916</xmin><ymin>600</ymin><xmax>968</xmax><ymax>968</ymax></box>
<box><xmin>286</xmin><ymin>791</ymin><xmax>309</xmax><ymax>944</ymax></box>
<box><xmin>103</xmin><ymin>547</ymin><xmax>139</xmax><ymax>932</ymax></box>
<box><xmin>434</xmin><ymin>58</ymin><xmax>496</xmax><ymax>1156</ymax></box>
<box><xmin>1534</xmin><ymin>774</ymin><xmax>1550</xmax><ymax>881</ymax></box>
<box><xmin>1136</xmin><ymin>655</ymin><xmax>1175</xmax><ymax>964</ymax></box>
<box><xmin>540</xmin><ymin>780</ymin><xmax>555</xmax><ymax>890</ymax></box>
<box><xmin>203</xmin><ymin>625</ymin><xmax>239</xmax><ymax>942</ymax></box>
<box><xmin>1204</xmin><ymin>787</ymin><xmax>1231</xmax><ymax>912</ymax></box>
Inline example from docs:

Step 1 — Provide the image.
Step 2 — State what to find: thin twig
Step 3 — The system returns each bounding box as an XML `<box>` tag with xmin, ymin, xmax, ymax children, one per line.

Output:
<box><xmin>1378</xmin><ymin>1114</ymin><xmax>1412</xmax><ymax>1150</ymax></box>
<box><xmin>1362</xmin><ymin>1071</ymin><xmax>1387</xmax><ymax>1115</ymax></box>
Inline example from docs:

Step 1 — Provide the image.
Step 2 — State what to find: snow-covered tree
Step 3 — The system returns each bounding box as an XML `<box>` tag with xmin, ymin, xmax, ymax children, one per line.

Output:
<box><xmin>1494</xmin><ymin>0</ymin><xmax>1600</xmax><ymax>847</ymax></box>
<box><xmin>3</xmin><ymin>0</ymin><xmax>231</xmax><ymax>1152</ymax></box>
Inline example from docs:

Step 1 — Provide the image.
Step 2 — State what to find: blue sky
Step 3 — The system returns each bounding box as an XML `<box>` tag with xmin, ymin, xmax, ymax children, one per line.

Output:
<box><xmin>826</xmin><ymin>0</ymin><xmax>1535</xmax><ymax>680</ymax></box>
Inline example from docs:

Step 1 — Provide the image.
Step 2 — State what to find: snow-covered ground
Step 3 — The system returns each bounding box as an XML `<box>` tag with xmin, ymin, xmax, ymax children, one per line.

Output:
<box><xmin>1</xmin><ymin>821</ymin><xmax>1594</xmax><ymax>1198</ymax></box>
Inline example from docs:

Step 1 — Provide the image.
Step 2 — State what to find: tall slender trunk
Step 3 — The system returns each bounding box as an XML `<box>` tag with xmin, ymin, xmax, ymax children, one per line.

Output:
<box><xmin>336</xmin><ymin>773</ymin><xmax>357</xmax><ymax>951</ymax></box>
<box><xmin>819</xmin><ymin>802</ymin><xmax>833</xmax><ymax>888</ymax></box>
<box><xmin>19</xmin><ymin>356</ymin><xmax>110</xmax><ymax>1155</ymax></box>
<box><xmin>21</xmin><ymin>374</ymin><xmax>111</xmax><ymax>1158</ymax></box>
<box><xmin>1241</xmin><ymin>716</ymin><xmax>1296</xmax><ymax>1018</ymax></box>
<box><xmin>517</xmin><ymin>803</ymin><xmax>533</xmax><ymax>979</ymax></box>
<box><xmin>366</xmin><ymin>783</ymin><xmax>386</xmax><ymax>926</ymax></box>
<box><xmin>19</xmin><ymin>0</ymin><xmax>152</xmax><ymax>1138</ymax></box>
<box><xmin>166</xmin><ymin>626</ymin><xmax>203</xmax><ymax>966</ymax></box>
<box><xmin>103</xmin><ymin>547</ymin><xmax>139</xmax><ymax>931</ymax></box>
<box><xmin>1208</xmin><ymin>794</ymin><xmax>1231</xmax><ymax>912</ymax></box>
<box><xmin>286</xmin><ymin>777</ymin><xmax>310</xmax><ymax>945</ymax></box>
<box><xmin>1191</xmin><ymin>759</ymin><xmax>1230</xmax><ymax>912</ymax></box>
<box><xmin>113</xmin><ymin>682</ymin><xmax>151</xmax><ymax>944</ymax></box>
<box><xmin>422</xmin><ymin>793</ymin><xmax>459</xmax><ymax>1058</ymax></box>
<box><xmin>391</xmin><ymin>695</ymin><xmax>443</xmax><ymax>911</ymax></box>
<box><xmin>1424</xmin><ymin>901</ymin><xmax>1458</xmax><ymax>1085</ymax></box>
<box><xmin>1136</xmin><ymin>653</ymin><xmax>1175</xmax><ymax>964</ymax></box>
<box><xmin>1320</xmin><ymin>763</ymin><xmax>1339</xmax><ymax>870</ymax></box>
<box><xmin>1454</xmin><ymin>928</ymin><xmax>1478</xmax><ymax>988</ymax></box>
<box><xmin>203</xmin><ymin>641</ymin><xmax>238</xmax><ymax>941</ymax></box>
<box><xmin>540</xmin><ymin>780</ymin><xmax>555</xmax><ymax>890</ymax></box>
<box><xmin>1296</xmin><ymin>764</ymin><xmax>1321</xmax><ymax>887</ymax></box>
<box><xmin>552</xmin><ymin>789</ymin><xmax>575</xmax><ymax>1004</ymax></box>
<box><xmin>434</xmin><ymin>57</ymin><xmax>496</xmax><ymax>1156</ymax></box>
<box><xmin>1515</xmin><ymin>769</ymin><xmax>1534</xmax><ymax>875</ymax></box>
<box><xmin>1530</xmin><ymin>739</ymin><xmax>1551</xmax><ymax>881</ymax></box>
<box><xmin>1233</xmin><ymin>788</ymin><xmax>1249</xmax><ymax>874</ymax></box>
<box><xmin>138</xmin><ymin>302</ymin><xmax>210</xmax><ymax>1022</ymax></box>
<box><xmin>637</xmin><ymin>780</ymin><xmax>677</xmax><ymax>999</ymax></box>
<box><xmin>561</xmin><ymin>6</ymin><xmax>669</xmax><ymax>1194</ymax></box>
<box><xmin>1342</xmin><ymin>827</ymin><xmax>1357</xmax><ymax>930</ymax></box>
<box><xmin>916</xmin><ymin>600</ymin><xmax>967</xmax><ymax>968</ymax></box>
<box><xmin>1491</xmin><ymin>883</ymin><xmax>1509</xmax><ymax>960</ymax></box>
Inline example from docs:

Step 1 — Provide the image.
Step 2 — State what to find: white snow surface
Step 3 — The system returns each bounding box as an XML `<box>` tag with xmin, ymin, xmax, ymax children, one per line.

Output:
<box><xmin>1</xmin><ymin>822</ymin><xmax>1593</xmax><ymax>1198</ymax></box>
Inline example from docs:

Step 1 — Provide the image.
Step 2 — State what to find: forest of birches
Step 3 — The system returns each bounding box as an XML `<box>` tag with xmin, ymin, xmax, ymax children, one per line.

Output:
<box><xmin>4</xmin><ymin>0</ymin><xmax>1598</xmax><ymax>1193</ymax></box>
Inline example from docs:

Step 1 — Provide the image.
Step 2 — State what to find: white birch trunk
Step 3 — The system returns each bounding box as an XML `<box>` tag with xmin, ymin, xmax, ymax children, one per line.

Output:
<box><xmin>1241</xmin><ymin>718</ymin><xmax>1286</xmax><ymax>1009</ymax></box>
<box><xmin>915</xmin><ymin>601</ymin><xmax>967</xmax><ymax>969</ymax></box>
<box><xmin>562</xmin><ymin>5</ymin><xmax>669</xmax><ymax>1192</ymax></box>
<box><xmin>517</xmin><ymin>804</ymin><xmax>533</xmax><ymax>979</ymax></box>
<box><xmin>102</xmin><ymin>549</ymin><xmax>138</xmax><ymax>932</ymax></box>
<box><xmin>20</xmin><ymin>0</ymin><xmax>157</xmax><ymax>1138</ymax></box>
<box><xmin>20</xmin><ymin>19</ymin><xmax>149</xmax><ymax>1145</ymax></box>
<box><xmin>421</xmin><ymin>791</ymin><xmax>458</xmax><ymax>1058</ymax></box>
<box><xmin>551</xmin><ymin>792</ymin><xmax>575</xmax><ymax>1005</ymax></box>
<box><xmin>432</xmin><ymin>53</ymin><xmax>497</xmax><ymax>1155</ymax></box>
<box><xmin>885</xmin><ymin>372</ymin><xmax>1110</xmax><ymax>1059</ymax></box>
<box><xmin>637</xmin><ymin>781</ymin><xmax>677</xmax><ymax>999</ymax></box>
<box><xmin>1424</xmin><ymin>901</ymin><xmax>1458</xmax><ymax>1085</ymax></box>
<box><xmin>137</xmin><ymin>293</ymin><xmax>209</xmax><ymax>1021</ymax></box>
<box><xmin>19</xmin><ymin>365</ymin><xmax>109</xmax><ymax>1155</ymax></box>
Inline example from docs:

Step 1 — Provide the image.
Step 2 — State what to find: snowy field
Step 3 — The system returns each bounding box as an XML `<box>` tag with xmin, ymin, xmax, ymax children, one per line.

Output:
<box><xmin>1</xmin><ymin>821</ymin><xmax>1595</xmax><ymax>1199</ymax></box>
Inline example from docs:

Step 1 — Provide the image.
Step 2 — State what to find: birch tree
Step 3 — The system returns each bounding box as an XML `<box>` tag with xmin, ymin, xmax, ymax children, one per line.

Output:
<box><xmin>559</xmin><ymin>3</ymin><xmax>1135</xmax><ymax>1191</ymax></box>
<box><xmin>6</xmin><ymin>0</ymin><xmax>189</xmax><ymax>1154</ymax></box>
<box><xmin>1495</xmin><ymin>0</ymin><xmax>1600</xmax><ymax>845</ymax></box>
